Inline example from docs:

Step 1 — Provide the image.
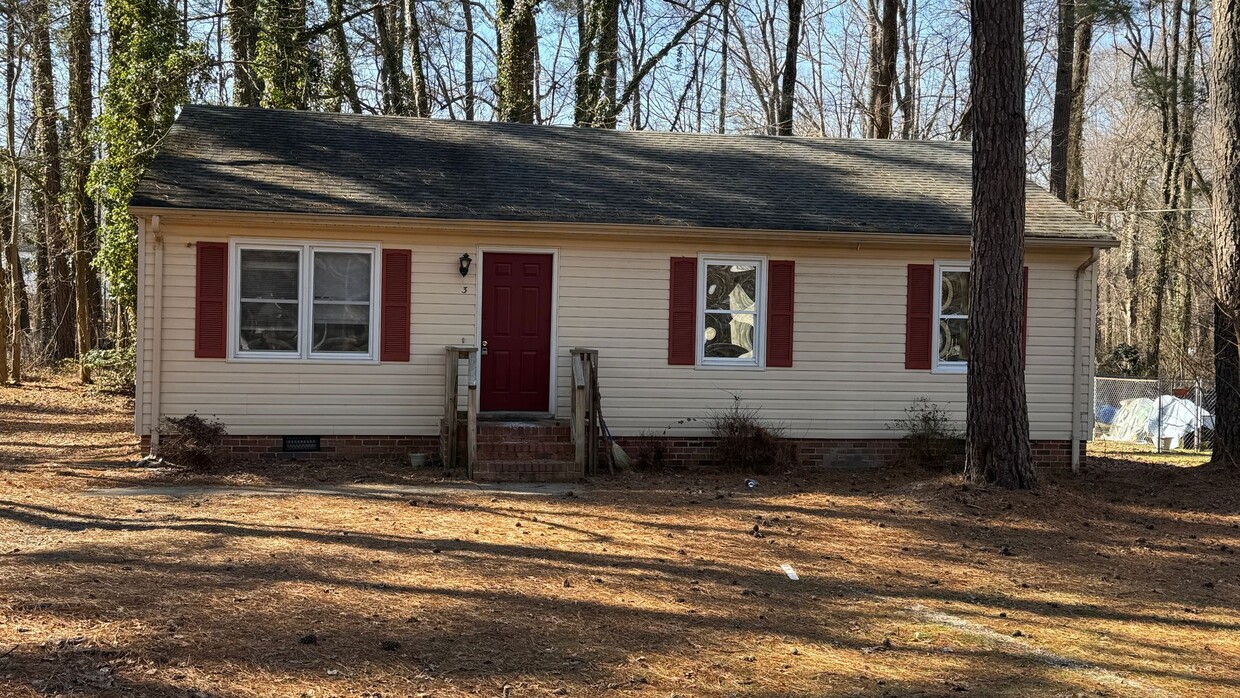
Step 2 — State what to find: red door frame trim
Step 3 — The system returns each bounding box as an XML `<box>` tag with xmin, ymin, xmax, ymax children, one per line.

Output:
<box><xmin>474</xmin><ymin>247</ymin><xmax>559</xmax><ymax>413</ymax></box>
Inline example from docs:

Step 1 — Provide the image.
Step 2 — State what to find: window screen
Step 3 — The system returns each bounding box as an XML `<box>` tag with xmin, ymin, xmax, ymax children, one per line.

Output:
<box><xmin>312</xmin><ymin>251</ymin><xmax>372</xmax><ymax>354</ymax></box>
<box><xmin>238</xmin><ymin>248</ymin><xmax>300</xmax><ymax>353</ymax></box>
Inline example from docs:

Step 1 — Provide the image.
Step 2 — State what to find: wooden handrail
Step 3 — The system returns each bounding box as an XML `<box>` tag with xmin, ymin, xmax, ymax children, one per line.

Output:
<box><xmin>443</xmin><ymin>346</ymin><xmax>479</xmax><ymax>476</ymax></box>
<box><xmin>570</xmin><ymin>348</ymin><xmax>600</xmax><ymax>476</ymax></box>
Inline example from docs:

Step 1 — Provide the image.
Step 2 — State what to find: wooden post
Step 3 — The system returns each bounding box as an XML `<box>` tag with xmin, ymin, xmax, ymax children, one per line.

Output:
<box><xmin>466</xmin><ymin>348</ymin><xmax>479</xmax><ymax>477</ymax></box>
<box><xmin>588</xmin><ymin>353</ymin><xmax>599</xmax><ymax>473</ymax></box>
<box><xmin>443</xmin><ymin>347</ymin><xmax>459</xmax><ymax>468</ymax></box>
<box><xmin>572</xmin><ymin>352</ymin><xmax>586</xmax><ymax>471</ymax></box>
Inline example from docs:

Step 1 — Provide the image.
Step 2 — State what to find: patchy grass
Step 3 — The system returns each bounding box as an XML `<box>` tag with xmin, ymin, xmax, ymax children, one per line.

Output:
<box><xmin>1</xmin><ymin>375</ymin><xmax>1238</xmax><ymax>697</ymax></box>
<box><xmin>1089</xmin><ymin>439</ymin><xmax>1213</xmax><ymax>468</ymax></box>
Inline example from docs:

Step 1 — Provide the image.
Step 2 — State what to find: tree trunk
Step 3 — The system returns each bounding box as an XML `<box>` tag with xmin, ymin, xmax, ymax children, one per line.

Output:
<box><xmin>1065</xmin><ymin>8</ymin><xmax>1093</xmax><ymax>206</ymax></box>
<box><xmin>1049</xmin><ymin>0</ymin><xmax>1075</xmax><ymax>201</ymax></box>
<box><xmin>0</xmin><ymin>170</ymin><xmax>8</xmax><ymax>385</ymax></box>
<box><xmin>255</xmin><ymin>0</ymin><xmax>311</xmax><ymax>109</ymax></box>
<box><xmin>405</xmin><ymin>0</ymin><xmax>431</xmax><ymax>116</ymax></box>
<box><xmin>718</xmin><ymin>0</ymin><xmax>729</xmax><ymax>133</ymax></box>
<box><xmin>1124</xmin><ymin>211</ymin><xmax>1140</xmax><ymax>346</ymax></box>
<box><xmin>326</xmin><ymin>0</ymin><xmax>362</xmax><ymax>113</ymax></box>
<box><xmin>31</xmin><ymin>0</ymin><xmax>75</xmax><ymax>361</ymax></box>
<box><xmin>4</xmin><ymin>16</ymin><xmax>23</xmax><ymax>382</ymax></box>
<box><xmin>496</xmin><ymin>0</ymin><xmax>539</xmax><ymax>123</ymax></box>
<box><xmin>897</xmin><ymin>0</ymin><xmax>917</xmax><ymax>138</ymax></box>
<box><xmin>965</xmin><ymin>0</ymin><xmax>1035</xmax><ymax>489</ymax></box>
<box><xmin>227</xmin><ymin>0</ymin><xmax>262</xmax><ymax>106</ymax></box>
<box><xmin>69</xmin><ymin>0</ymin><xmax>95</xmax><ymax>381</ymax></box>
<box><xmin>1148</xmin><ymin>0</ymin><xmax>1187</xmax><ymax>373</ymax></box>
<box><xmin>868</xmin><ymin>0</ymin><xmax>898</xmax><ymax>138</ymax></box>
<box><xmin>6</xmin><ymin>166</ymin><xmax>20</xmax><ymax>383</ymax></box>
<box><xmin>575</xmin><ymin>0</ymin><xmax>621</xmax><ymax>127</ymax></box>
<box><xmin>1211</xmin><ymin>0</ymin><xmax>1240</xmax><ymax>468</ymax></box>
<box><xmin>774</xmin><ymin>0</ymin><xmax>805</xmax><ymax>135</ymax></box>
<box><xmin>462</xmin><ymin>0</ymin><xmax>476</xmax><ymax>119</ymax></box>
<box><xmin>374</xmin><ymin>1</ymin><xmax>407</xmax><ymax>114</ymax></box>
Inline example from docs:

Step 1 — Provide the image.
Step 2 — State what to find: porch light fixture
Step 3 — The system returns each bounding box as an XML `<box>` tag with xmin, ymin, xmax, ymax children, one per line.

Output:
<box><xmin>459</xmin><ymin>253</ymin><xmax>472</xmax><ymax>277</ymax></box>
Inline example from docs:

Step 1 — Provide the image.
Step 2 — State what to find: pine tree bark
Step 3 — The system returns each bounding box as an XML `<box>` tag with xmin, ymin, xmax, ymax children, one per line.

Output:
<box><xmin>496</xmin><ymin>0</ymin><xmax>539</xmax><ymax>122</ymax></box>
<box><xmin>965</xmin><ymin>0</ymin><xmax>1035</xmax><ymax>489</ymax></box>
<box><xmin>1211</xmin><ymin>0</ymin><xmax>1240</xmax><ymax>468</ymax></box>
<box><xmin>31</xmin><ymin>0</ymin><xmax>75</xmax><ymax>361</ymax></box>
<box><xmin>774</xmin><ymin>0</ymin><xmax>805</xmax><ymax>135</ymax></box>
<box><xmin>1049</xmin><ymin>0</ymin><xmax>1075</xmax><ymax>201</ymax></box>
<box><xmin>227</xmin><ymin>0</ymin><xmax>262</xmax><ymax>106</ymax></box>
<box><xmin>69</xmin><ymin>0</ymin><xmax>96</xmax><ymax>381</ymax></box>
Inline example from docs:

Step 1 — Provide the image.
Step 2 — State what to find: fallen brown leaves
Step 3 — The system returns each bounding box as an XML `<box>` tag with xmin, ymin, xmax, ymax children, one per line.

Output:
<box><xmin>0</xmin><ymin>374</ymin><xmax>1237</xmax><ymax>696</ymax></box>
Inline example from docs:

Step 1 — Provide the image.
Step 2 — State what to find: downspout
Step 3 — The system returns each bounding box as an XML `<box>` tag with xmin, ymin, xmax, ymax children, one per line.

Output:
<box><xmin>1070</xmin><ymin>247</ymin><xmax>1101</xmax><ymax>473</ymax></box>
<box><xmin>147</xmin><ymin>215</ymin><xmax>164</xmax><ymax>458</ymax></box>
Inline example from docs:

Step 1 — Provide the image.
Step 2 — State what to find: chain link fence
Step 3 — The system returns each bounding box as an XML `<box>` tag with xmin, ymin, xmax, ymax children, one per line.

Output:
<box><xmin>1093</xmin><ymin>376</ymin><xmax>1215</xmax><ymax>455</ymax></box>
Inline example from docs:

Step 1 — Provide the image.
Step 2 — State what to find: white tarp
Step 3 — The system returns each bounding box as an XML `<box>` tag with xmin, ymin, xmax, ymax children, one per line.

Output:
<box><xmin>1104</xmin><ymin>395</ymin><xmax>1212</xmax><ymax>449</ymax></box>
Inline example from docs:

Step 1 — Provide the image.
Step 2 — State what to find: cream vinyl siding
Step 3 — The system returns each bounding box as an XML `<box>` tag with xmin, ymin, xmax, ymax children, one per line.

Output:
<box><xmin>138</xmin><ymin>216</ymin><xmax>1096</xmax><ymax>441</ymax></box>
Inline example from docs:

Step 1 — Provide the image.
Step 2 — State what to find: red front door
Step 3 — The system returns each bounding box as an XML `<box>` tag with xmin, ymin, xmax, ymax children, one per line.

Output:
<box><xmin>480</xmin><ymin>252</ymin><xmax>553</xmax><ymax>412</ymax></box>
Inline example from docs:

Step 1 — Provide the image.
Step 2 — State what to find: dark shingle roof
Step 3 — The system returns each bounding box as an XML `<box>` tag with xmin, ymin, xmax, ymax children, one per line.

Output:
<box><xmin>132</xmin><ymin>105</ymin><xmax>1113</xmax><ymax>243</ymax></box>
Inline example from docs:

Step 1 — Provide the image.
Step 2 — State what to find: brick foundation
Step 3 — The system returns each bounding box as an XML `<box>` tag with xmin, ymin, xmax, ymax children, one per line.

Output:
<box><xmin>138</xmin><ymin>434</ymin><xmax>440</xmax><ymax>459</ymax></box>
<box><xmin>138</xmin><ymin>433</ymin><xmax>1084</xmax><ymax>471</ymax></box>
<box><xmin>615</xmin><ymin>436</ymin><xmax>1084</xmax><ymax>471</ymax></box>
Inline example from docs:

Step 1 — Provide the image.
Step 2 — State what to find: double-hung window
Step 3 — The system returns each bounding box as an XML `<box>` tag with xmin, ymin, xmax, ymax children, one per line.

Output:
<box><xmin>934</xmin><ymin>262</ymin><xmax>970</xmax><ymax>371</ymax></box>
<box><xmin>232</xmin><ymin>241</ymin><xmax>379</xmax><ymax>361</ymax></box>
<box><xmin>698</xmin><ymin>256</ymin><xmax>765</xmax><ymax>367</ymax></box>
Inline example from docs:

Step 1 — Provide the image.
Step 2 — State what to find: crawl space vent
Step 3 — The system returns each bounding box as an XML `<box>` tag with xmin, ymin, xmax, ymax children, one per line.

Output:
<box><xmin>282</xmin><ymin>436</ymin><xmax>321</xmax><ymax>453</ymax></box>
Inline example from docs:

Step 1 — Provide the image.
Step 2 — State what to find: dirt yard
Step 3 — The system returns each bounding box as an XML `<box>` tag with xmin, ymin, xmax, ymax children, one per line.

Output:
<box><xmin>2</xmin><ymin>373</ymin><xmax>1238</xmax><ymax>697</ymax></box>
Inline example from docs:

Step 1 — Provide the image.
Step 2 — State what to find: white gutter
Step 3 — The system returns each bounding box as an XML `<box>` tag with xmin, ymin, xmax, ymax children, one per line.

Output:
<box><xmin>147</xmin><ymin>215</ymin><xmax>164</xmax><ymax>457</ymax></box>
<box><xmin>1070</xmin><ymin>247</ymin><xmax>1101</xmax><ymax>473</ymax></box>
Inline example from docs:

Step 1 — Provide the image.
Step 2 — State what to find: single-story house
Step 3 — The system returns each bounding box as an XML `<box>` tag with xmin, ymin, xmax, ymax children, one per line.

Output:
<box><xmin>132</xmin><ymin>105</ymin><xmax>1117</xmax><ymax>479</ymax></box>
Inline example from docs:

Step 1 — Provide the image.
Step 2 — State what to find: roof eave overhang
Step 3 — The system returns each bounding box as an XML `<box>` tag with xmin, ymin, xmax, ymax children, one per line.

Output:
<box><xmin>127</xmin><ymin>205</ymin><xmax>1120</xmax><ymax>249</ymax></box>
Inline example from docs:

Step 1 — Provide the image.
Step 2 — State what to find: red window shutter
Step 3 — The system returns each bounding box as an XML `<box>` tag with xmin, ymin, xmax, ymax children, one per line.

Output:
<box><xmin>905</xmin><ymin>264</ymin><xmax>934</xmax><ymax>369</ymax></box>
<box><xmin>1022</xmin><ymin>265</ymin><xmax>1030</xmax><ymax>360</ymax></box>
<box><xmin>766</xmin><ymin>260</ymin><xmax>795</xmax><ymax>367</ymax></box>
<box><xmin>195</xmin><ymin>242</ymin><xmax>228</xmax><ymax>359</ymax></box>
<box><xmin>380</xmin><ymin>249</ymin><xmax>412</xmax><ymax>362</ymax></box>
<box><xmin>668</xmin><ymin>257</ymin><xmax>697</xmax><ymax>365</ymax></box>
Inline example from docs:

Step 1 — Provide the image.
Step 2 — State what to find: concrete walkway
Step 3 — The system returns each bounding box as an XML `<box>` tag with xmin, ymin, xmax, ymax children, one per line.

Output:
<box><xmin>84</xmin><ymin>481</ymin><xmax>580</xmax><ymax>499</ymax></box>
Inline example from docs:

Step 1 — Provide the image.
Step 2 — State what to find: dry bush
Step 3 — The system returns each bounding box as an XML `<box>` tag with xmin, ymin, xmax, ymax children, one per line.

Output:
<box><xmin>706</xmin><ymin>395</ymin><xmax>791</xmax><ymax>474</ymax></box>
<box><xmin>888</xmin><ymin>397</ymin><xmax>964</xmax><ymax>471</ymax></box>
<box><xmin>160</xmin><ymin>414</ymin><xmax>228</xmax><ymax>468</ymax></box>
<box><xmin>631</xmin><ymin>430</ymin><xmax>668</xmax><ymax>471</ymax></box>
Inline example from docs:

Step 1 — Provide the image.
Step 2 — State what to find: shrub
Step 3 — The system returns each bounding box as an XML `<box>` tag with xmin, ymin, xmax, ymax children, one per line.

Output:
<box><xmin>631</xmin><ymin>430</ymin><xmax>668</xmax><ymax>471</ymax></box>
<box><xmin>81</xmin><ymin>345</ymin><xmax>136</xmax><ymax>395</ymax></box>
<box><xmin>160</xmin><ymin>414</ymin><xmax>228</xmax><ymax>468</ymax></box>
<box><xmin>888</xmin><ymin>398</ymin><xmax>964</xmax><ymax>471</ymax></box>
<box><xmin>706</xmin><ymin>394</ymin><xmax>791</xmax><ymax>474</ymax></box>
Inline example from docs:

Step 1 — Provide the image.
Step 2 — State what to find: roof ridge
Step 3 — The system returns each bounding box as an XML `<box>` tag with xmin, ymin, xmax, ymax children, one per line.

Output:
<box><xmin>179</xmin><ymin>103</ymin><xmax>973</xmax><ymax>147</ymax></box>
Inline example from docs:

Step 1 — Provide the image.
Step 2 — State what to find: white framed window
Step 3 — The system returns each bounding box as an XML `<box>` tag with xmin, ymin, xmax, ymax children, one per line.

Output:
<box><xmin>231</xmin><ymin>240</ymin><xmax>380</xmax><ymax>361</ymax></box>
<box><xmin>697</xmin><ymin>255</ymin><xmax>766</xmax><ymax>367</ymax></box>
<box><xmin>934</xmin><ymin>261</ymin><xmax>970</xmax><ymax>372</ymax></box>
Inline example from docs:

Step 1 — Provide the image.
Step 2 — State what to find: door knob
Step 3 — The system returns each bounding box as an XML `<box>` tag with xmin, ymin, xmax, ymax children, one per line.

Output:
<box><xmin>481</xmin><ymin>340</ymin><xmax>488</xmax><ymax>355</ymax></box>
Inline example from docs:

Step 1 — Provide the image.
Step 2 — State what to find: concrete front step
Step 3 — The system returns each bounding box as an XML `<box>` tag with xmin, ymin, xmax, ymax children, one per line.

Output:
<box><xmin>474</xmin><ymin>460</ymin><xmax>582</xmax><ymax>482</ymax></box>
